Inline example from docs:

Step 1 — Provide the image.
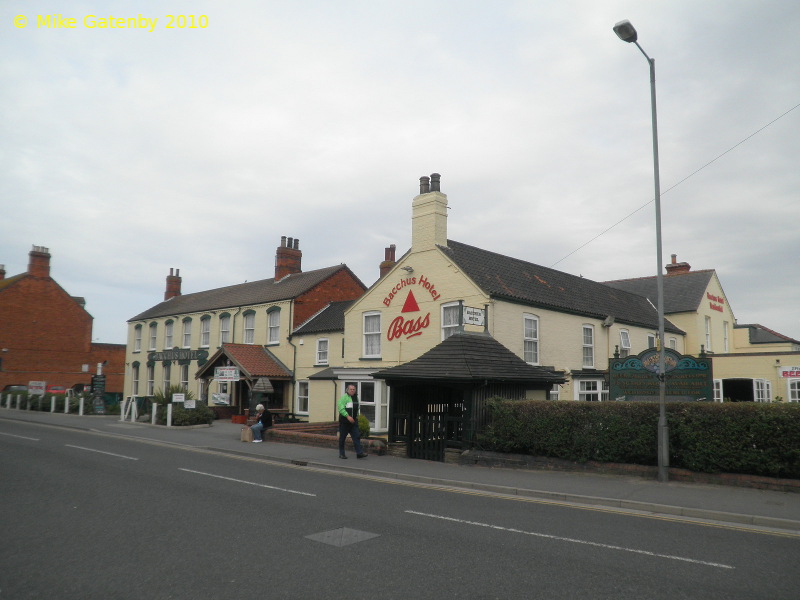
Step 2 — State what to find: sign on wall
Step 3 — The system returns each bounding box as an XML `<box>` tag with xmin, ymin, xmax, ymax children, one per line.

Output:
<box><xmin>609</xmin><ymin>348</ymin><xmax>713</xmax><ymax>402</ymax></box>
<box><xmin>28</xmin><ymin>381</ymin><xmax>45</xmax><ymax>396</ymax></box>
<box><xmin>214</xmin><ymin>367</ymin><xmax>240</xmax><ymax>381</ymax></box>
<box><xmin>777</xmin><ymin>366</ymin><xmax>800</xmax><ymax>378</ymax></box>
<box><xmin>463</xmin><ymin>306</ymin><xmax>485</xmax><ymax>326</ymax></box>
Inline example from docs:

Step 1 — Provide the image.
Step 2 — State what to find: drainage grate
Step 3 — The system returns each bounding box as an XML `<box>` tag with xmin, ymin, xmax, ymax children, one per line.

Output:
<box><xmin>305</xmin><ymin>527</ymin><xmax>380</xmax><ymax>547</ymax></box>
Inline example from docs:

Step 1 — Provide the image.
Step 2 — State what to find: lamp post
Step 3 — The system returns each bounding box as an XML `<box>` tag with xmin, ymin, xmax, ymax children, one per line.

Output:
<box><xmin>613</xmin><ymin>19</ymin><xmax>669</xmax><ymax>482</ymax></box>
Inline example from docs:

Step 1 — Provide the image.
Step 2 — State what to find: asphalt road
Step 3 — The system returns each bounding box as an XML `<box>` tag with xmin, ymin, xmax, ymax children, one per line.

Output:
<box><xmin>1</xmin><ymin>419</ymin><xmax>798</xmax><ymax>599</ymax></box>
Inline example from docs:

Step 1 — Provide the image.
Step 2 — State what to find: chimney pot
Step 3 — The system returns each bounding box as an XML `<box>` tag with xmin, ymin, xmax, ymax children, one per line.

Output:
<box><xmin>430</xmin><ymin>173</ymin><xmax>441</xmax><ymax>192</ymax></box>
<box><xmin>419</xmin><ymin>176</ymin><xmax>430</xmax><ymax>194</ymax></box>
<box><xmin>275</xmin><ymin>235</ymin><xmax>302</xmax><ymax>280</ymax></box>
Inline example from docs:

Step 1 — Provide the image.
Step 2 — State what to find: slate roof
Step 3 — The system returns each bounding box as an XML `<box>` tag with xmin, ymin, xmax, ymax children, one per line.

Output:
<box><xmin>439</xmin><ymin>240</ymin><xmax>683</xmax><ymax>334</ymax></box>
<box><xmin>602</xmin><ymin>270</ymin><xmax>716</xmax><ymax>314</ymax></box>
<box><xmin>293</xmin><ymin>300</ymin><xmax>356</xmax><ymax>335</ymax></box>
<box><xmin>129</xmin><ymin>265</ymin><xmax>359</xmax><ymax>321</ymax></box>
<box><xmin>196</xmin><ymin>343</ymin><xmax>292</xmax><ymax>380</ymax></box>
<box><xmin>735</xmin><ymin>324</ymin><xmax>800</xmax><ymax>345</ymax></box>
<box><xmin>372</xmin><ymin>331</ymin><xmax>565</xmax><ymax>384</ymax></box>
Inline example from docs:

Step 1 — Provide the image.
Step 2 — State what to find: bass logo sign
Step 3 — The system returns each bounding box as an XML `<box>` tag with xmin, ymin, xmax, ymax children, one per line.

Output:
<box><xmin>387</xmin><ymin>290</ymin><xmax>430</xmax><ymax>341</ymax></box>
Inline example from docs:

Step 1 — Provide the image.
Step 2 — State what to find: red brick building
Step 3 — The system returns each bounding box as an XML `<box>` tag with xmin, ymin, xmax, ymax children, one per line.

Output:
<box><xmin>0</xmin><ymin>246</ymin><xmax>125</xmax><ymax>394</ymax></box>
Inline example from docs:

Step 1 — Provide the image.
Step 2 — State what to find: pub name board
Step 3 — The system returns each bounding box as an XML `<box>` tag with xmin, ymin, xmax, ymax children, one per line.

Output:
<box><xmin>609</xmin><ymin>348</ymin><xmax>713</xmax><ymax>402</ymax></box>
<box><xmin>148</xmin><ymin>349</ymin><xmax>209</xmax><ymax>365</ymax></box>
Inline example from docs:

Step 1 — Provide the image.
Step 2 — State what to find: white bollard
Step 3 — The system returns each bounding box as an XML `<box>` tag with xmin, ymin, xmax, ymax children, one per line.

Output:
<box><xmin>79</xmin><ymin>397</ymin><xmax>84</xmax><ymax>416</ymax></box>
<box><xmin>4</xmin><ymin>394</ymin><xmax>9</xmax><ymax>409</ymax></box>
<box><xmin>51</xmin><ymin>396</ymin><xmax>56</xmax><ymax>413</ymax></box>
<box><xmin>63</xmin><ymin>395</ymin><xmax>68</xmax><ymax>414</ymax></box>
<box><xmin>151</xmin><ymin>403</ymin><xmax>157</xmax><ymax>425</ymax></box>
<box><xmin>167</xmin><ymin>403</ymin><xmax>173</xmax><ymax>428</ymax></box>
<box><xmin>15</xmin><ymin>394</ymin><xmax>21</xmax><ymax>409</ymax></box>
<box><xmin>120</xmin><ymin>398</ymin><xmax>128</xmax><ymax>421</ymax></box>
<box><xmin>130</xmin><ymin>400</ymin><xmax>138</xmax><ymax>423</ymax></box>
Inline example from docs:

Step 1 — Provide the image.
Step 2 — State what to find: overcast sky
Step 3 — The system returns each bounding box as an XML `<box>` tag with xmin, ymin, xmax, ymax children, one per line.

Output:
<box><xmin>2</xmin><ymin>0</ymin><xmax>798</xmax><ymax>345</ymax></box>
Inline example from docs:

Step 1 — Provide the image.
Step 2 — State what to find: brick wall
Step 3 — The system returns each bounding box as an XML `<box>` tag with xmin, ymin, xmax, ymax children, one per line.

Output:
<box><xmin>0</xmin><ymin>274</ymin><xmax>125</xmax><ymax>392</ymax></box>
<box><xmin>293</xmin><ymin>267</ymin><xmax>366</xmax><ymax>327</ymax></box>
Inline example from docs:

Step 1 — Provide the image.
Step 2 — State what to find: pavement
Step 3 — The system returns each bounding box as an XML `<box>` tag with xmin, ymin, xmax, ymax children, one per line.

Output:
<box><xmin>3</xmin><ymin>407</ymin><xmax>800</xmax><ymax>535</ymax></box>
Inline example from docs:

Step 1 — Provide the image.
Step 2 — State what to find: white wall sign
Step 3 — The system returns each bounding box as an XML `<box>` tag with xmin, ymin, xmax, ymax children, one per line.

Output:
<box><xmin>172</xmin><ymin>393</ymin><xmax>185</xmax><ymax>403</ymax></box>
<box><xmin>777</xmin><ymin>366</ymin><xmax>800</xmax><ymax>378</ymax></box>
<box><xmin>463</xmin><ymin>306</ymin><xmax>485</xmax><ymax>326</ymax></box>
<box><xmin>214</xmin><ymin>367</ymin><xmax>240</xmax><ymax>381</ymax></box>
<box><xmin>28</xmin><ymin>381</ymin><xmax>45</xmax><ymax>396</ymax></box>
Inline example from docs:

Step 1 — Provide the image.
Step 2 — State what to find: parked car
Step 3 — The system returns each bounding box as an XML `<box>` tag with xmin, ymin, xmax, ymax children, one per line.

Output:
<box><xmin>2</xmin><ymin>384</ymin><xmax>27</xmax><ymax>393</ymax></box>
<box><xmin>45</xmin><ymin>385</ymin><xmax>67</xmax><ymax>395</ymax></box>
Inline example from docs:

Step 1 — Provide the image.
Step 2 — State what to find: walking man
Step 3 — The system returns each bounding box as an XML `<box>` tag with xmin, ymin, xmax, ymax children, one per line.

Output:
<box><xmin>338</xmin><ymin>384</ymin><xmax>367</xmax><ymax>459</ymax></box>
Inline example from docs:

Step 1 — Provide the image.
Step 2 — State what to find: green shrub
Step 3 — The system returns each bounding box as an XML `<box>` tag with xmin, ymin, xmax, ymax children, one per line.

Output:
<box><xmin>152</xmin><ymin>385</ymin><xmax>214</xmax><ymax>426</ymax></box>
<box><xmin>358</xmin><ymin>414</ymin><xmax>371</xmax><ymax>439</ymax></box>
<box><xmin>480</xmin><ymin>399</ymin><xmax>800</xmax><ymax>478</ymax></box>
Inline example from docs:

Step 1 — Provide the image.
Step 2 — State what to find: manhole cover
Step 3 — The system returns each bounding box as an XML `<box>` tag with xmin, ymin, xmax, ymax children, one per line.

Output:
<box><xmin>305</xmin><ymin>527</ymin><xmax>380</xmax><ymax>547</ymax></box>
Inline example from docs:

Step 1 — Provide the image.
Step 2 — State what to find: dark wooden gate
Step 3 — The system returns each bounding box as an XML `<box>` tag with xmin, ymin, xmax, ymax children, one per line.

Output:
<box><xmin>409</xmin><ymin>413</ymin><xmax>446</xmax><ymax>460</ymax></box>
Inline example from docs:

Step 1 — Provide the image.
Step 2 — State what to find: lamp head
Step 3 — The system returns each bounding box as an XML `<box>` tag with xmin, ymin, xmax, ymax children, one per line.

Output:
<box><xmin>613</xmin><ymin>20</ymin><xmax>638</xmax><ymax>43</ymax></box>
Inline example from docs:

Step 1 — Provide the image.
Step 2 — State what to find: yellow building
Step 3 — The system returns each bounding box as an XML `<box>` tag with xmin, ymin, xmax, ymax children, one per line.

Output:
<box><xmin>297</xmin><ymin>174</ymin><xmax>686</xmax><ymax>434</ymax></box>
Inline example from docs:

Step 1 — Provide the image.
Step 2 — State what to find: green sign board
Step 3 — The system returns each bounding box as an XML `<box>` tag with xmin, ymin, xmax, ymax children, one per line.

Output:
<box><xmin>609</xmin><ymin>348</ymin><xmax>713</xmax><ymax>402</ymax></box>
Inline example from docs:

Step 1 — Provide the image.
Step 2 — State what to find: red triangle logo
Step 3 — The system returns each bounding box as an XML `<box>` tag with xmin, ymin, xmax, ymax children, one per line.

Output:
<box><xmin>401</xmin><ymin>290</ymin><xmax>420</xmax><ymax>313</ymax></box>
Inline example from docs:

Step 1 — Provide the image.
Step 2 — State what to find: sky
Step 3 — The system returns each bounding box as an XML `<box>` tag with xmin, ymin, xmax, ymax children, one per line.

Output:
<box><xmin>1</xmin><ymin>0</ymin><xmax>798</xmax><ymax>345</ymax></box>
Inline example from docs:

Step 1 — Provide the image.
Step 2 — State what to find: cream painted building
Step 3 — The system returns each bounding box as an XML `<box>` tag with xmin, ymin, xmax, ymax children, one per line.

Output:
<box><xmin>301</xmin><ymin>175</ymin><xmax>685</xmax><ymax>433</ymax></box>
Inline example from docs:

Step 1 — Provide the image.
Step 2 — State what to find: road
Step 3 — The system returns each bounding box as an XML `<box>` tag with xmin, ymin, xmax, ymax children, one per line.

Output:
<box><xmin>1</xmin><ymin>419</ymin><xmax>798</xmax><ymax>599</ymax></box>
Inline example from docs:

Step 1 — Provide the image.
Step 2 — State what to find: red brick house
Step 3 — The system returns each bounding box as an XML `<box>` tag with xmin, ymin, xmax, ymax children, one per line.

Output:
<box><xmin>0</xmin><ymin>246</ymin><xmax>126</xmax><ymax>395</ymax></box>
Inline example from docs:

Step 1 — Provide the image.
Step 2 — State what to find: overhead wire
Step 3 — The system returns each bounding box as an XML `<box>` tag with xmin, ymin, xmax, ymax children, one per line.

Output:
<box><xmin>549</xmin><ymin>102</ymin><xmax>800</xmax><ymax>268</ymax></box>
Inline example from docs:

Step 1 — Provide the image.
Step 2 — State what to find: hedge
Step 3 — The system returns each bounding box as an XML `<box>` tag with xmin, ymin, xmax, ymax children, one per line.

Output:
<box><xmin>480</xmin><ymin>399</ymin><xmax>800</xmax><ymax>479</ymax></box>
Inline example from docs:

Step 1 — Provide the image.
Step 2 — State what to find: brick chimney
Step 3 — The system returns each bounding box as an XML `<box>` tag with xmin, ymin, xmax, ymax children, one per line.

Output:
<box><xmin>379</xmin><ymin>244</ymin><xmax>397</xmax><ymax>278</ymax></box>
<box><xmin>164</xmin><ymin>268</ymin><xmax>182</xmax><ymax>300</ymax></box>
<box><xmin>665</xmin><ymin>254</ymin><xmax>691</xmax><ymax>275</ymax></box>
<box><xmin>275</xmin><ymin>236</ymin><xmax>302</xmax><ymax>280</ymax></box>
<box><xmin>412</xmin><ymin>173</ymin><xmax>448</xmax><ymax>251</ymax></box>
<box><xmin>28</xmin><ymin>245</ymin><xmax>51</xmax><ymax>278</ymax></box>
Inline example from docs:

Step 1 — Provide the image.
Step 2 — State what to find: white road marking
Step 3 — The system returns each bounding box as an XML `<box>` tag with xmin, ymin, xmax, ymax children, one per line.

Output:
<box><xmin>406</xmin><ymin>510</ymin><xmax>735</xmax><ymax>570</ymax></box>
<box><xmin>0</xmin><ymin>432</ymin><xmax>40</xmax><ymax>441</ymax></box>
<box><xmin>179</xmin><ymin>468</ymin><xmax>317</xmax><ymax>496</ymax></box>
<box><xmin>65</xmin><ymin>444</ymin><xmax>139</xmax><ymax>460</ymax></box>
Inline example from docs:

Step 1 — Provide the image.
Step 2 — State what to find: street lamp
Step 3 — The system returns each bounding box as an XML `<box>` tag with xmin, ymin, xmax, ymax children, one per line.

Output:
<box><xmin>613</xmin><ymin>19</ymin><xmax>669</xmax><ymax>482</ymax></box>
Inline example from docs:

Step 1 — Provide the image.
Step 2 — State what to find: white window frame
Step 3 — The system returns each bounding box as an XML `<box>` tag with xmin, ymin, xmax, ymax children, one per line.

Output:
<box><xmin>163</xmin><ymin>362</ymin><xmax>171</xmax><ymax>391</ymax></box>
<box><xmin>576</xmin><ymin>379</ymin><xmax>608</xmax><ymax>402</ymax></box>
<box><xmin>267</xmin><ymin>309</ymin><xmax>280</xmax><ymax>345</ymax></box>
<box><xmin>705</xmin><ymin>316</ymin><xmax>712</xmax><ymax>352</ymax></box>
<box><xmin>164</xmin><ymin>321</ymin><xmax>173</xmax><ymax>349</ymax></box>
<box><xmin>296</xmin><ymin>380</ymin><xmax>309</xmax><ymax>414</ymax></box>
<box><xmin>789</xmin><ymin>379</ymin><xmax>800</xmax><ymax>403</ymax></box>
<box><xmin>146</xmin><ymin>364</ymin><xmax>154</xmax><ymax>396</ymax></box>
<box><xmin>316</xmin><ymin>338</ymin><xmax>329</xmax><ymax>365</ymax></box>
<box><xmin>219</xmin><ymin>314</ymin><xmax>231</xmax><ymax>345</ymax></box>
<box><xmin>243</xmin><ymin>312</ymin><xmax>255</xmax><ymax>345</ymax></box>
<box><xmin>713</xmin><ymin>379</ymin><xmax>723</xmax><ymax>402</ymax></box>
<box><xmin>131</xmin><ymin>364</ymin><xmax>140</xmax><ymax>396</ymax></box>
<box><xmin>523</xmin><ymin>313</ymin><xmax>539</xmax><ymax>365</ymax></box>
<box><xmin>582</xmin><ymin>325</ymin><xmax>594</xmax><ymax>368</ymax></box>
<box><xmin>200</xmin><ymin>317</ymin><xmax>210</xmax><ymax>348</ymax></box>
<box><xmin>180</xmin><ymin>364</ymin><xmax>189</xmax><ymax>391</ymax></box>
<box><xmin>134</xmin><ymin>325</ymin><xmax>142</xmax><ymax>352</ymax></box>
<box><xmin>182</xmin><ymin>318</ymin><xmax>192</xmax><ymax>348</ymax></box>
<box><xmin>619</xmin><ymin>329</ymin><xmax>631</xmax><ymax>358</ymax></box>
<box><xmin>668</xmin><ymin>337</ymin><xmax>678</xmax><ymax>350</ymax></box>
<box><xmin>754</xmin><ymin>379</ymin><xmax>772</xmax><ymax>403</ymax></box>
<box><xmin>149</xmin><ymin>323</ymin><xmax>158</xmax><ymax>351</ymax></box>
<box><xmin>343</xmin><ymin>379</ymin><xmax>388</xmax><ymax>432</ymax></box>
<box><xmin>442</xmin><ymin>302</ymin><xmax>460</xmax><ymax>340</ymax></box>
<box><xmin>647</xmin><ymin>334</ymin><xmax>656</xmax><ymax>349</ymax></box>
<box><xmin>723</xmin><ymin>321</ymin><xmax>730</xmax><ymax>352</ymax></box>
<box><xmin>550</xmin><ymin>384</ymin><xmax>561</xmax><ymax>401</ymax></box>
<box><xmin>363</xmin><ymin>312</ymin><xmax>381</xmax><ymax>358</ymax></box>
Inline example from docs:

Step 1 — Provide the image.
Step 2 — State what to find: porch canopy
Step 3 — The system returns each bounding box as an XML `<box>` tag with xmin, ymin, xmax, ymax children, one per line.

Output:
<box><xmin>372</xmin><ymin>331</ymin><xmax>565</xmax><ymax>459</ymax></box>
<box><xmin>195</xmin><ymin>343</ymin><xmax>292</xmax><ymax>414</ymax></box>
